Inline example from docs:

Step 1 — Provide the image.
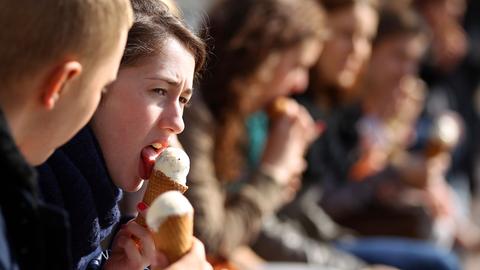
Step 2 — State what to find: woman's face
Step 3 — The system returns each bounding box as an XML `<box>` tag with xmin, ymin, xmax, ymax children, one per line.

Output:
<box><xmin>254</xmin><ymin>39</ymin><xmax>322</xmax><ymax>110</ymax></box>
<box><xmin>91</xmin><ymin>37</ymin><xmax>195</xmax><ymax>192</ymax></box>
<box><xmin>316</xmin><ymin>3</ymin><xmax>378</xmax><ymax>91</ymax></box>
<box><xmin>368</xmin><ymin>34</ymin><xmax>427</xmax><ymax>95</ymax></box>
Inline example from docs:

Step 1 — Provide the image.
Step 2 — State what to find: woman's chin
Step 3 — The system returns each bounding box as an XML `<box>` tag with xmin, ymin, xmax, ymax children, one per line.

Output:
<box><xmin>121</xmin><ymin>178</ymin><xmax>144</xmax><ymax>192</ymax></box>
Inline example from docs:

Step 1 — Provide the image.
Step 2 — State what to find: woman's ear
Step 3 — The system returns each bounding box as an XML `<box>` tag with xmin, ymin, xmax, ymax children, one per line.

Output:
<box><xmin>42</xmin><ymin>61</ymin><xmax>82</xmax><ymax>110</ymax></box>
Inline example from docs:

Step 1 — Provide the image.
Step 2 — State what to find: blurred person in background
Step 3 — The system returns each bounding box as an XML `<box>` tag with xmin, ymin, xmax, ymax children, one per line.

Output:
<box><xmin>316</xmin><ymin>1</ymin><xmax>431</xmax><ymax>233</ymax></box>
<box><xmin>285</xmin><ymin>3</ymin><xmax>460</xmax><ymax>270</ymax></box>
<box><xmin>243</xmin><ymin>0</ymin><xmax>459</xmax><ymax>269</ymax></box>
<box><xmin>413</xmin><ymin>0</ymin><xmax>480</xmax><ymax>208</ymax></box>
<box><xmin>178</xmin><ymin>0</ymin><xmax>326</xmax><ymax>268</ymax></box>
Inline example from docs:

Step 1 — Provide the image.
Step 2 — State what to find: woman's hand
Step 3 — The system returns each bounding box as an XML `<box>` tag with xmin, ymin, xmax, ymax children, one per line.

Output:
<box><xmin>159</xmin><ymin>238</ymin><xmax>213</xmax><ymax>270</ymax></box>
<box><xmin>262</xmin><ymin>100</ymin><xmax>320</xmax><ymax>185</ymax></box>
<box><xmin>104</xmin><ymin>220</ymin><xmax>164</xmax><ymax>270</ymax></box>
<box><xmin>105</xmin><ymin>203</ymin><xmax>212</xmax><ymax>270</ymax></box>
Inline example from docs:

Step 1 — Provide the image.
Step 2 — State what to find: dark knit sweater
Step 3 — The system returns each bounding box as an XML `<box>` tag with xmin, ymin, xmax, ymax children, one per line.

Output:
<box><xmin>0</xmin><ymin>109</ymin><xmax>72</xmax><ymax>270</ymax></box>
<box><xmin>37</xmin><ymin>127</ymin><xmax>121</xmax><ymax>270</ymax></box>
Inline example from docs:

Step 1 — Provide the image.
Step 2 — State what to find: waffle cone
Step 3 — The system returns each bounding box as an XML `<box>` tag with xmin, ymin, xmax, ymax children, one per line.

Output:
<box><xmin>136</xmin><ymin>171</ymin><xmax>188</xmax><ymax>226</ymax></box>
<box><xmin>143</xmin><ymin>170</ymin><xmax>188</xmax><ymax>205</ymax></box>
<box><xmin>151</xmin><ymin>213</ymin><xmax>193</xmax><ymax>268</ymax></box>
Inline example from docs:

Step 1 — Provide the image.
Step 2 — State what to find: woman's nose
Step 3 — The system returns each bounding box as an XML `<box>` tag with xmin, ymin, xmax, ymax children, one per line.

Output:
<box><xmin>159</xmin><ymin>102</ymin><xmax>185</xmax><ymax>134</ymax></box>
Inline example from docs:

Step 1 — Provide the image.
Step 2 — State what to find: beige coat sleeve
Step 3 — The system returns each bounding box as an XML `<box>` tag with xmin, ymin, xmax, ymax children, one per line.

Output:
<box><xmin>178</xmin><ymin>99</ymin><xmax>285</xmax><ymax>257</ymax></box>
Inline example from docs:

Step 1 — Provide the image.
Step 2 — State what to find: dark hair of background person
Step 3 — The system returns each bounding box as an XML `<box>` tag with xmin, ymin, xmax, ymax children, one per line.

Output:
<box><xmin>374</xmin><ymin>5</ymin><xmax>429</xmax><ymax>46</ymax></box>
<box><xmin>122</xmin><ymin>0</ymin><xmax>206</xmax><ymax>76</ymax></box>
<box><xmin>199</xmin><ymin>0</ymin><xmax>327</xmax><ymax>181</ymax></box>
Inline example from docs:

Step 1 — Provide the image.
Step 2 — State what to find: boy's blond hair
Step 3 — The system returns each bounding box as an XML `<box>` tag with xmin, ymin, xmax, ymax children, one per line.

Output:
<box><xmin>0</xmin><ymin>0</ymin><xmax>133</xmax><ymax>91</ymax></box>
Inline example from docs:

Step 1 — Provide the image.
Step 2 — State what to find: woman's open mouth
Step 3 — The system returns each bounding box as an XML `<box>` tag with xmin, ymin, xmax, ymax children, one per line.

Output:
<box><xmin>139</xmin><ymin>143</ymin><xmax>166</xmax><ymax>179</ymax></box>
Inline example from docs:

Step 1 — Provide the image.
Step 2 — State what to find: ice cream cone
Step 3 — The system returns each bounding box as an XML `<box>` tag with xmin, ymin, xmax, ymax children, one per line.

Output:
<box><xmin>266</xmin><ymin>97</ymin><xmax>290</xmax><ymax>120</ymax></box>
<box><xmin>143</xmin><ymin>170</ymin><xmax>189</xmax><ymax>205</ymax></box>
<box><xmin>136</xmin><ymin>172</ymin><xmax>188</xmax><ymax>226</ymax></box>
<box><xmin>151</xmin><ymin>213</ymin><xmax>193</xmax><ymax>267</ymax></box>
<box><xmin>135</xmin><ymin>147</ymin><xmax>190</xmax><ymax>226</ymax></box>
<box><xmin>146</xmin><ymin>191</ymin><xmax>194</xmax><ymax>266</ymax></box>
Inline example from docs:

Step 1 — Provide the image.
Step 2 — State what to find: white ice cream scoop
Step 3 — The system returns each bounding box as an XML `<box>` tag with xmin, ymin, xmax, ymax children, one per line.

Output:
<box><xmin>154</xmin><ymin>147</ymin><xmax>190</xmax><ymax>185</ymax></box>
<box><xmin>146</xmin><ymin>190</ymin><xmax>193</xmax><ymax>232</ymax></box>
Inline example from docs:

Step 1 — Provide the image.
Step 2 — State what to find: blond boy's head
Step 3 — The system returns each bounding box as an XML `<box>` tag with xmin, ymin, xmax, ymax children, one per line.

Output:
<box><xmin>0</xmin><ymin>0</ymin><xmax>133</xmax><ymax>90</ymax></box>
<box><xmin>0</xmin><ymin>0</ymin><xmax>133</xmax><ymax>164</ymax></box>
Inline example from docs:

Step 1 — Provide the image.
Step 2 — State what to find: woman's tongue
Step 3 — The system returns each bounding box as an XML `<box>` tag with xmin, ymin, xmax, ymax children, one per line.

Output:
<box><xmin>140</xmin><ymin>146</ymin><xmax>161</xmax><ymax>179</ymax></box>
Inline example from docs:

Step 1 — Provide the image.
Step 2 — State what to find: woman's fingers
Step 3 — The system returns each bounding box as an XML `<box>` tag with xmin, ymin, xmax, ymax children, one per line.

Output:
<box><xmin>153</xmin><ymin>251</ymin><xmax>169</xmax><ymax>268</ymax></box>
<box><xmin>125</xmin><ymin>221</ymin><xmax>157</xmax><ymax>264</ymax></box>
<box><xmin>116</xmin><ymin>233</ymin><xmax>144</xmax><ymax>269</ymax></box>
<box><xmin>124</xmin><ymin>238</ymin><xmax>146</xmax><ymax>269</ymax></box>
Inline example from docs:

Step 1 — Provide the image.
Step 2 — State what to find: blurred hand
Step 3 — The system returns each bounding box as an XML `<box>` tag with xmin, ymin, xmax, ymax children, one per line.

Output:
<box><xmin>426</xmin><ymin>153</ymin><xmax>451</xmax><ymax>181</ymax></box>
<box><xmin>261</xmin><ymin>100</ymin><xmax>320</xmax><ymax>185</ymax></box>
<box><xmin>349</xmin><ymin>145</ymin><xmax>389</xmax><ymax>181</ymax></box>
<box><xmin>282</xmin><ymin>175</ymin><xmax>302</xmax><ymax>203</ymax></box>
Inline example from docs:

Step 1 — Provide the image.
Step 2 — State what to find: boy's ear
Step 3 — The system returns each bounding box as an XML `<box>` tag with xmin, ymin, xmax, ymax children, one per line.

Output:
<box><xmin>42</xmin><ymin>61</ymin><xmax>83</xmax><ymax>110</ymax></box>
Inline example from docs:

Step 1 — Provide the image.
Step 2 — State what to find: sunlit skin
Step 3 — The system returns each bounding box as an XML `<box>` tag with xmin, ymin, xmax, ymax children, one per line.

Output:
<box><xmin>250</xmin><ymin>39</ymin><xmax>323</xmax><ymax>112</ymax></box>
<box><xmin>315</xmin><ymin>3</ymin><xmax>378</xmax><ymax>92</ymax></box>
<box><xmin>91</xmin><ymin>37</ymin><xmax>195</xmax><ymax>192</ymax></box>
<box><xmin>18</xmin><ymin>30</ymin><xmax>128</xmax><ymax>165</ymax></box>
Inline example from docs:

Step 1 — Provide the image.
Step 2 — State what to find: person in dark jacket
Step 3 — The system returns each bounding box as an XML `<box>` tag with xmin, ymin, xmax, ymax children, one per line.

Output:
<box><xmin>0</xmin><ymin>1</ymin><xmax>133</xmax><ymax>269</ymax></box>
<box><xmin>37</xmin><ymin>1</ymin><xmax>211</xmax><ymax>270</ymax></box>
<box><xmin>273</xmin><ymin>1</ymin><xmax>461</xmax><ymax>270</ymax></box>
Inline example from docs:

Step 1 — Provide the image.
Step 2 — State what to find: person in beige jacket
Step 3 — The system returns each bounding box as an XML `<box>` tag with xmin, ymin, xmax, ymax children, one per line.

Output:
<box><xmin>177</xmin><ymin>0</ymin><xmax>349</xmax><ymax>266</ymax></box>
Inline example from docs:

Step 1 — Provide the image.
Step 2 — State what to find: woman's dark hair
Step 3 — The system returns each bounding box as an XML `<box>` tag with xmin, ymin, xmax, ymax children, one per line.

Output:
<box><xmin>200</xmin><ymin>0</ymin><xmax>326</xmax><ymax>181</ymax></box>
<box><xmin>374</xmin><ymin>5</ymin><xmax>429</xmax><ymax>46</ymax></box>
<box><xmin>121</xmin><ymin>0</ymin><xmax>206</xmax><ymax>76</ymax></box>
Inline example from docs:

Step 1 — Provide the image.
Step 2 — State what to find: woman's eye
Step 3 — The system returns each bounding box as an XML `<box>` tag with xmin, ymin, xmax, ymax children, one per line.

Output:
<box><xmin>152</xmin><ymin>88</ymin><xmax>167</xmax><ymax>95</ymax></box>
<box><xmin>179</xmin><ymin>96</ymin><xmax>192</xmax><ymax>106</ymax></box>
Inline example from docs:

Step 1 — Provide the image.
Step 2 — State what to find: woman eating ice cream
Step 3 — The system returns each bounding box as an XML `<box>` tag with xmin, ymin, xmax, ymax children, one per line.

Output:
<box><xmin>177</xmin><ymin>0</ymin><xmax>325</xmax><ymax>264</ymax></box>
<box><xmin>36</xmin><ymin>1</ymin><xmax>210</xmax><ymax>269</ymax></box>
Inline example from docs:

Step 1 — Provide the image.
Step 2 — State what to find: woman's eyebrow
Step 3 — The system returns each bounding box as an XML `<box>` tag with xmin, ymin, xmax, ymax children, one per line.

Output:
<box><xmin>146</xmin><ymin>76</ymin><xmax>193</xmax><ymax>94</ymax></box>
<box><xmin>145</xmin><ymin>76</ymin><xmax>179</xmax><ymax>86</ymax></box>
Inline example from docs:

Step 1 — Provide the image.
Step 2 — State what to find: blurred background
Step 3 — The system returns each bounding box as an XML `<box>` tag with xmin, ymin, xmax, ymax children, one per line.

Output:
<box><xmin>173</xmin><ymin>0</ymin><xmax>480</xmax><ymax>268</ymax></box>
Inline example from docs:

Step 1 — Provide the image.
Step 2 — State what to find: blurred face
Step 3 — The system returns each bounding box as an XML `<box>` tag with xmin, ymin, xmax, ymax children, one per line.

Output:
<box><xmin>29</xmin><ymin>29</ymin><xmax>128</xmax><ymax>165</ymax></box>
<box><xmin>316</xmin><ymin>3</ymin><xmax>378</xmax><ymax>91</ymax></box>
<box><xmin>91</xmin><ymin>37</ymin><xmax>195</xmax><ymax>192</ymax></box>
<box><xmin>254</xmin><ymin>39</ymin><xmax>322</xmax><ymax>110</ymax></box>
<box><xmin>368</xmin><ymin>34</ymin><xmax>427</xmax><ymax>94</ymax></box>
<box><xmin>421</xmin><ymin>0</ymin><xmax>467</xmax><ymax>70</ymax></box>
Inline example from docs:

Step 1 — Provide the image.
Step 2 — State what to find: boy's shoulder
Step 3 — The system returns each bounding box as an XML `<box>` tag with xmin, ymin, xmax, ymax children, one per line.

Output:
<box><xmin>0</xmin><ymin>209</ymin><xmax>19</xmax><ymax>270</ymax></box>
<box><xmin>0</xmin><ymin>109</ymin><xmax>36</xmax><ymax>192</ymax></box>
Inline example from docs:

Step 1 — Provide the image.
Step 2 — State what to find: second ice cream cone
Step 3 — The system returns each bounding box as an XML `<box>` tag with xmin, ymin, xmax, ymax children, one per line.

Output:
<box><xmin>146</xmin><ymin>191</ymin><xmax>195</xmax><ymax>266</ymax></box>
<box><xmin>151</xmin><ymin>213</ymin><xmax>193</xmax><ymax>267</ymax></box>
